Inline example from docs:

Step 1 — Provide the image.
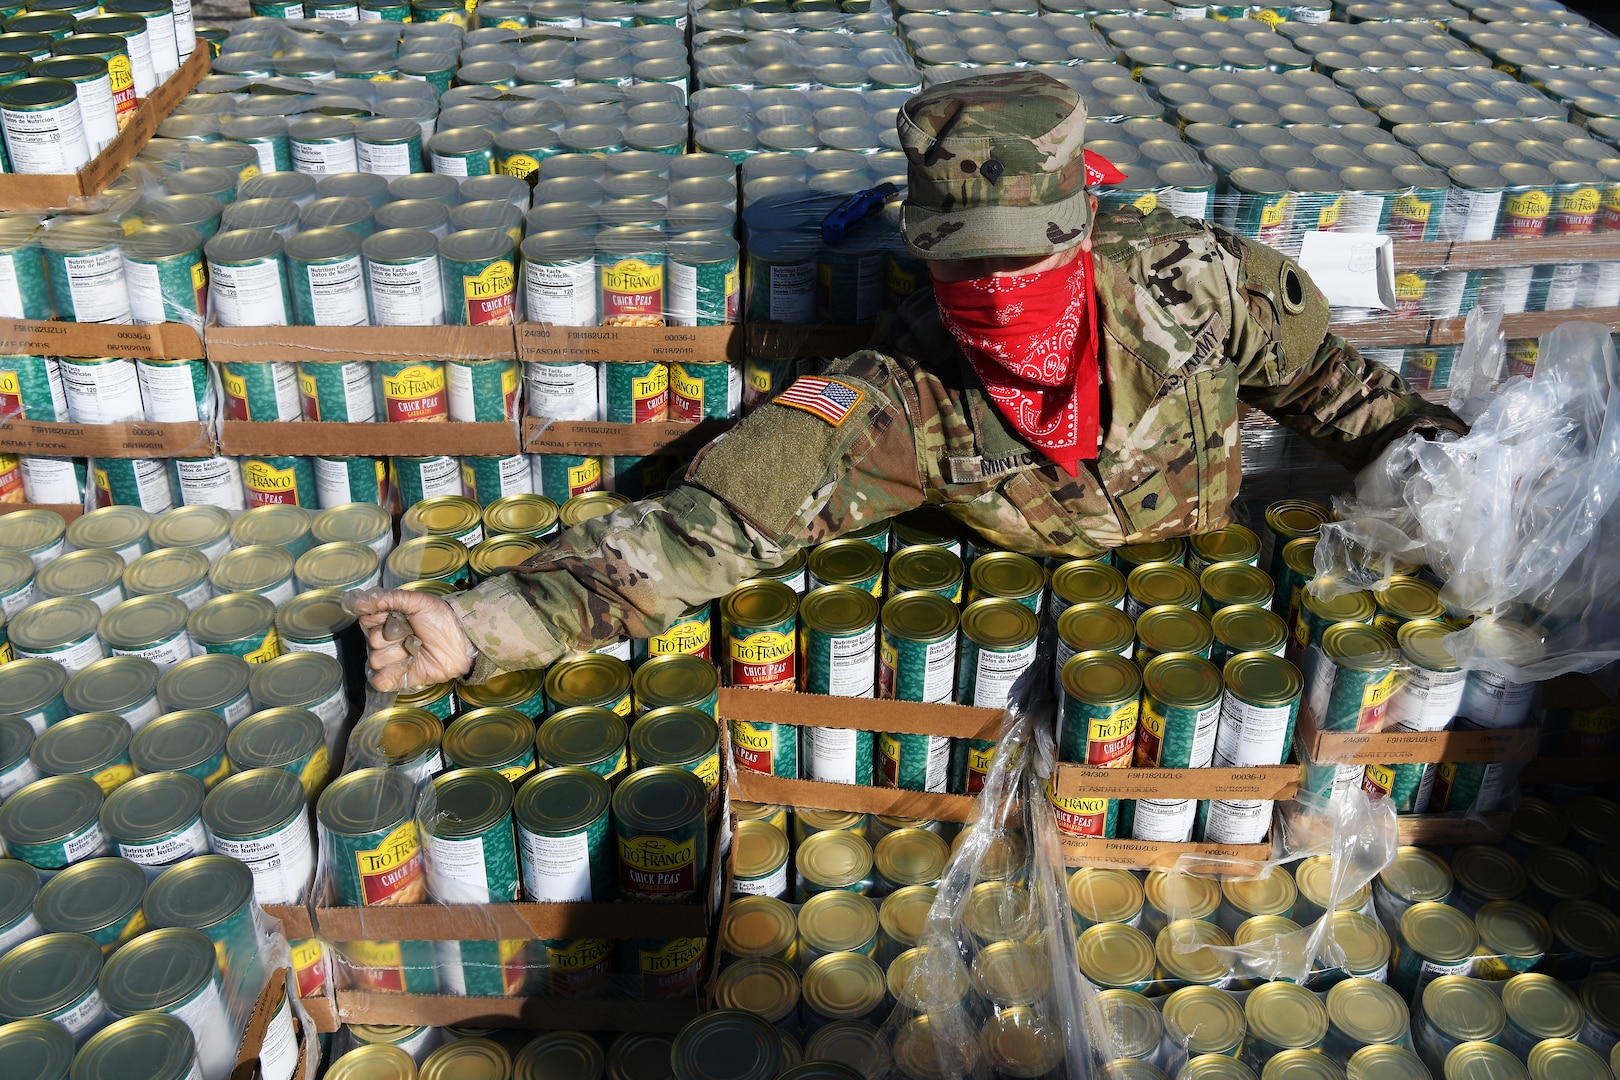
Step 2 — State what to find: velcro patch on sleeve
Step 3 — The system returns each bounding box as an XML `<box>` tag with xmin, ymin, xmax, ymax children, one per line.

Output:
<box><xmin>774</xmin><ymin>376</ymin><xmax>864</xmax><ymax>425</ymax></box>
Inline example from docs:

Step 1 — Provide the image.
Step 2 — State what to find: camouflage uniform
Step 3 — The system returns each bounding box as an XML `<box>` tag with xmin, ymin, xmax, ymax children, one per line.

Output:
<box><xmin>447</xmin><ymin>74</ymin><xmax>1464</xmax><ymax>682</ymax></box>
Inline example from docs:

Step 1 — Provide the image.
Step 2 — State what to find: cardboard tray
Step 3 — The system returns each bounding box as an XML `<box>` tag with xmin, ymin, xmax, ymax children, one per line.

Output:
<box><xmin>0</xmin><ymin>49</ymin><xmax>208</xmax><ymax>208</ymax></box>
<box><xmin>1396</xmin><ymin>813</ymin><xmax>1510</xmax><ymax>846</ymax></box>
<box><xmin>1294</xmin><ymin>707</ymin><xmax>1541</xmax><ymax>767</ymax></box>
<box><xmin>235</xmin><ymin>967</ymin><xmax>322</xmax><ymax>1080</ymax></box>
<box><xmin>516</xmin><ymin>322</ymin><xmax>739</xmax><ymax>365</ymax></box>
<box><xmin>217</xmin><ymin>420</ymin><xmax>521</xmax><ymax>458</ymax></box>
<box><xmin>328</xmin><ymin>991</ymin><xmax>702</xmax><ymax>1032</ymax></box>
<box><xmin>205</xmin><ymin>324</ymin><xmax>516</xmax><ymax>364</ymax></box>
<box><xmin>0</xmin><ymin>319</ymin><xmax>204</xmax><ymax>358</ymax></box>
<box><xmin>0</xmin><ymin>417</ymin><xmax>214</xmax><ymax>457</ymax></box>
<box><xmin>0</xmin><ymin>501</ymin><xmax>83</xmax><ymax>520</ymax></box>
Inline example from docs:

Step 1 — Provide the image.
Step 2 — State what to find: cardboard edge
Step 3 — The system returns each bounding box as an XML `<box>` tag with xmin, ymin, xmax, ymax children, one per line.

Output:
<box><xmin>0</xmin><ymin>502</ymin><xmax>83</xmax><ymax>521</ymax></box>
<box><xmin>1059</xmin><ymin>835</ymin><xmax>1274</xmax><ymax>871</ymax></box>
<box><xmin>745</xmin><ymin>322</ymin><xmax>874</xmax><ymax>361</ymax></box>
<box><xmin>0</xmin><ymin>320</ymin><xmax>204</xmax><ymax>359</ymax></box>
<box><xmin>1294</xmin><ymin>708</ymin><xmax>1541</xmax><ymax>765</ymax></box>
<box><xmin>0</xmin><ymin>419</ymin><xmax>215</xmax><ymax>458</ymax></box>
<box><xmin>218</xmin><ymin>420</ymin><xmax>522</xmax><ymax>458</ymax></box>
<box><xmin>331</xmin><ymin>991</ymin><xmax>702</xmax><ymax>1031</ymax></box>
<box><xmin>730</xmin><ymin>771</ymin><xmax>979</xmax><ymax>823</ymax></box>
<box><xmin>520</xmin><ymin>417</ymin><xmax>733</xmax><ymax>457</ymax></box>
<box><xmin>515</xmin><ymin>323</ymin><xmax>739</xmax><ymax>364</ymax></box>
<box><xmin>264</xmin><ymin>904</ymin><xmax>316</xmax><ymax>941</ymax></box>
<box><xmin>204</xmin><ymin>324</ymin><xmax>518</xmax><ymax>363</ymax></box>
<box><xmin>299</xmin><ymin>994</ymin><xmax>340</xmax><ymax>1035</ymax></box>
<box><xmin>1395</xmin><ymin>813</ymin><xmax>1510</xmax><ymax>846</ymax></box>
<box><xmin>1050</xmin><ymin>763</ymin><xmax>1301</xmax><ymax>802</ymax></box>
<box><xmin>718</xmin><ymin>687</ymin><xmax>1003</xmax><ymax>739</ymax></box>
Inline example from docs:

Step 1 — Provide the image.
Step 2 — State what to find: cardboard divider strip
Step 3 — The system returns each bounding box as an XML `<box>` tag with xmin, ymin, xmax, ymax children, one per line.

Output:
<box><xmin>730</xmin><ymin>771</ymin><xmax>978</xmax><ymax>822</ymax></box>
<box><xmin>298</xmin><ymin>995</ymin><xmax>339</xmax><ymax>1036</ymax></box>
<box><xmin>718</xmin><ymin>686</ymin><xmax>1003</xmax><ymax>739</ymax></box>
<box><xmin>745</xmin><ymin>322</ymin><xmax>874</xmax><ymax>361</ymax></box>
<box><xmin>0</xmin><ymin>418</ymin><xmax>213</xmax><ymax>458</ymax></box>
<box><xmin>0</xmin><ymin>320</ymin><xmax>204</xmax><ymax>358</ymax></box>
<box><xmin>1331</xmin><ymin>307</ymin><xmax>1620</xmax><ymax>349</ymax></box>
<box><xmin>1392</xmin><ymin>234</ymin><xmax>1620</xmax><ymax>273</ymax></box>
<box><xmin>218</xmin><ymin>420</ymin><xmax>522</xmax><ymax>457</ymax></box>
<box><xmin>331</xmin><ymin>992</ymin><xmax>701</xmax><ymax>1032</ymax></box>
<box><xmin>1059</xmin><ymin>835</ymin><xmax>1273</xmax><ymax>871</ymax></box>
<box><xmin>1396</xmin><ymin>813</ymin><xmax>1509</xmax><ymax>846</ymax></box>
<box><xmin>312</xmin><ymin>897</ymin><xmax>708</xmax><ymax>942</ymax></box>
<box><xmin>263</xmin><ymin>904</ymin><xmax>315</xmax><ymax>942</ymax></box>
<box><xmin>1294</xmin><ymin>707</ymin><xmax>1541</xmax><ymax>765</ymax></box>
<box><xmin>516</xmin><ymin>323</ymin><xmax>739</xmax><ymax>364</ymax></box>
<box><xmin>1050</xmin><ymin>764</ymin><xmax>1299</xmax><ymax>802</ymax></box>
<box><xmin>0</xmin><ymin>48</ymin><xmax>207</xmax><ymax>207</ymax></box>
<box><xmin>205</xmin><ymin>324</ymin><xmax>518</xmax><ymax>363</ymax></box>
<box><xmin>0</xmin><ymin>502</ymin><xmax>84</xmax><ymax>521</ymax></box>
<box><xmin>521</xmin><ymin>416</ymin><xmax>733</xmax><ymax>457</ymax></box>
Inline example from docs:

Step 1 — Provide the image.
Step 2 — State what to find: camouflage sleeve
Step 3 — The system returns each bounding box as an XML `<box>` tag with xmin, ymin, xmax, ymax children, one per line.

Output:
<box><xmin>445</xmin><ymin>352</ymin><xmax>927</xmax><ymax>682</ymax></box>
<box><xmin>1212</xmin><ymin>226</ymin><xmax>1468</xmax><ymax>472</ymax></box>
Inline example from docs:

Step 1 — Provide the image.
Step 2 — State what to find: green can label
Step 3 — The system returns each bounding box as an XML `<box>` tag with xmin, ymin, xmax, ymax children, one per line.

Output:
<box><xmin>877</xmin><ymin>731</ymin><xmax>950</xmax><ymax>793</ymax></box>
<box><xmin>298</xmin><ymin>362</ymin><xmax>377</xmax><ymax>422</ymax></box>
<box><xmin>600</xmin><ymin>361</ymin><xmax>669</xmax><ymax>424</ymax></box>
<box><xmin>0</xmin><ymin>356</ymin><xmax>66</xmax><ymax>421</ymax></box>
<box><xmin>730</xmin><ymin>719</ymin><xmax>798</xmax><ymax>779</ymax></box>
<box><xmin>670</xmin><ymin>362</ymin><xmax>740</xmax><ymax>422</ymax></box>
<box><xmin>242</xmin><ymin>456</ymin><xmax>316</xmax><ymax>509</ymax></box>
<box><xmin>536</xmin><ymin>454</ymin><xmax>603</xmax><ymax>502</ymax></box>
<box><xmin>447</xmin><ymin>359</ymin><xmax>519</xmax><ymax>422</ymax></box>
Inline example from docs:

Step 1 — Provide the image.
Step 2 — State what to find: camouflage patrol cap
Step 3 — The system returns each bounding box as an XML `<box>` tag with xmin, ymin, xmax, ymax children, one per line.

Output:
<box><xmin>898</xmin><ymin>70</ymin><xmax>1090</xmax><ymax>261</ymax></box>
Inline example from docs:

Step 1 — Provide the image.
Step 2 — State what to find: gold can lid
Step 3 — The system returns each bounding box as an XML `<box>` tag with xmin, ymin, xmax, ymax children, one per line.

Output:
<box><xmin>1145</xmin><ymin>870</ymin><xmax>1221</xmax><ymax>922</ymax></box>
<box><xmin>969</xmin><ymin>550</ymin><xmax>1044</xmax><ymax>602</ymax></box>
<box><xmin>1068</xmin><ymin>867</ymin><xmax>1144</xmax><ymax>925</ymax></box>
<box><xmin>315</xmin><ymin>767</ymin><xmax>417</xmax><ymax>838</ymax></box>
<box><xmin>798</xmin><ymin>808</ymin><xmax>866</xmax><ymax>835</ymax></box>
<box><xmin>1582</xmin><ymin>972</ymin><xmax>1620</xmax><ymax>1036</ymax></box>
<box><xmin>1221</xmin><ymin>867</ymin><xmax>1297</xmax><ymax>918</ymax></box>
<box><xmin>64</xmin><ymin>654</ymin><xmax>159</xmax><ymax>715</ymax></box>
<box><xmin>1400</xmin><ymin>901</ymin><xmax>1478</xmax><ymax>964</ymax></box>
<box><xmin>99</xmin><ymin>595</ymin><xmax>188</xmax><ymax>651</ymax></box>
<box><xmin>1142</xmin><ymin>654</ymin><xmax>1222</xmax><ymax>711</ymax></box>
<box><xmin>143</xmin><ymin>854</ymin><xmax>254</xmax><ymax>934</ymax></box>
<box><xmin>1295</xmin><ymin>855</ymin><xmax>1371</xmax><ymax>913</ymax></box>
<box><xmin>802</xmin><ymin>1021</ymin><xmax>890</xmax><ymax>1077</ymax></box>
<box><xmin>1552</xmin><ymin>900</ymin><xmax>1620</xmax><ymax>961</ymax></box>
<box><xmin>204</xmin><ymin>767</ymin><xmax>306</xmax><ymax>839</ymax></box>
<box><xmin>33</xmin><ymin>855</ymin><xmax>145</xmax><ymax>937</ymax></box>
<box><xmin>1443</xmin><ymin>1041</ymin><xmax>1525</xmax><ymax>1080</ymax></box>
<box><xmin>628</xmin><ymin>706</ymin><xmax>718</xmax><ymax>770</ymax></box>
<box><xmin>1162</xmin><ymin>984</ymin><xmax>1246</xmax><ymax>1056</ymax></box>
<box><xmin>1304</xmin><ymin>588</ymin><xmax>1378</xmax><ymax>628</ymax></box>
<box><xmin>886</xmin><ymin>945</ymin><xmax>968</xmax><ymax>1013</ymax></box>
<box><xmin>878</xmin><ymin>885</ymin><xmax>936</xmax><ymax>951</ymax></box>
<box><xmin>981</xmin><ymin>1004</ymin><xmax>1063</xmax><ymax>1079</ymax></box>
<box><xmin>1212</xmin><ymin>605</ymin><xmax>1289</xmax><ymax>656</ymax></box>
<box><xmin>1345</xmin><ymin>1045</ymin><xmax>1427</xmax><ymax>1080</ymax></box>
<box><xmin>1476</xmin><ymin>899</ymin><xmax>1551</xmax><ymax>960</ymax></box>
<box><xmin>803</xmin><ymin>951</ymin><xmax>885</xmax><ymax>1020</ymax></box>
<box><xmin>1222</xmin><ymin>651</ymin><xmax>1302</xmax><ymax>708</ymax></box>
<box><xmin>719</xmin><ymin>579</ymin><xmax>798</xmax><ymax>633</ymax></box>
<box><xmin>894</xmin><ymin>1012</ymin><xmax>979</xmax><ymax>1080</ymax></box>
<box><xmin>514</xmin><ymin>766</ymin><xmax>609</xmax><ymax>838</ymax></box>
<box><xmin>807</xmin><ymin>538</ymin><xmax>884</xmax><ymax>589</ymax></box>
<box><xmin>1127</xmin><ymin>562</ymin><xmax>1200</xmax><ymax>610</ymax></box>
<box><xmin>32</xmin><ymin>712</ymin><xmax>130</xmax><ymax>777</ymax></box>
<box><xmin>227</xmin><ymin>706</ymin><xmax>325</xmax><ymax>771</ymax></box>
<box><xmin>311</xmin><ymin>503</ymin><xmax>392</xmax><ymax>548</ymax></box>
<box><xmin>559</xmin><ymin>491</ymin><xmax>629</xmax><ymax>529</ymax></box>
<box><xmin>1326</xmin><ymin>976</ymin><xmax>1408</xmax><ymax>1046</ymax></box>
<box><xmin>1424</xmin><ymin>975</ymin><xmax>1506</xmax><ymax>1043</ymax></box>
<box><xmin>124</xmin><ymin>546</ymin><xmax>209</xmax><ymax>598</ymax></box>
<box><xmin>349</xmin><ymin>1026</ymin><xmax>425</xmax><ymax>1047</ymax></box>
<box><xmin>1379</xmin><ymin>846</ymin><xmax>1453</xmax><ymax>905</ymax></box>
<box><xmin>0</xmin><ymin>774</ymin><xmax>103</xmax><ymax>846</ymax></box>
<box><xmin>423</xmin><ymin>1037</ymin><xmax>509</xmax><ymax>1080</ymax></box>
<box><xmin>880</xmin><ymin>588</ymin><xmax>961</xmax><ymax>643</ymax></box>
<box><xmin>1259</xmin><ymin>1050</ymin><xmax>1339</xmax><ymax>1080</ymax></box>
<box><xmin>187</xmin><ymin>592</ymin><xmax>275</xmax><ymax>646</ymax></box>
<box><xmin>1321</xmin><ymin>621</ymin><xmax>1396</xmax><ymax>671</ymax></box>
<box><xmin>1099</xmin><ymin>1058</ymin><xmax>1169</xmax><ymax>1080</ymax></box>
<box><xmin>1189</xmin><ymin>524</ymin><xmax>1261</xmax><ymax>567</ymax></box>
<box><xmin>444</xmin><ymin>707</ymin><xmax>535</xmax><ymax>770</ymax></box>
<box><xmin>714</xmin><ymin>956</ymin><xmax>799</xmax><ymax>1025</ymax></box>
<box><xmin>484</xmin><ymin>494</ymin><xmax>559</xmax><ymax>539</ymax></box>
<box><xmin>1200</xmin><ymin>562</ymin><xmax>1274</xmax><ymax>609</ymax></box>
<box><xmin>891</xmin><ymin>507</ymin><xmax>963</xmax><ymax>549</ymax></box>
<box><xmin>150</xmin><ymin>505</ymin><xmax>232</xmax><ymax>553</ymax></box>
<box><xmin>403</xmin><ymin>495</ymin><xmax>484</xmax><ymax>541</ymax></box>
<box><xmin>387</xmin><ymin>536</ymin><xmax>469</xmax><ymax>584</ymax></box>
<box><xmin>610</xmin><ymin>764</ymin><xmax>705</xmax><ymax>835</ymax></box>
<box><xmin>545</xmin><ymin>654</ymin><xmax>631</xmax><ymax>711</ymax></box>
<box><xmin>0</xmin><ymin>549</ymin><xmax>34</xmax><ymax>598</ymax></box>
<box><xmin>1058</xmin><ymin>603</ymin><xmax>1135</xmax><ymax>656</ymax></box>
<box><xmin>249</xmin><ymin>651</ymin><xmax>343</xmax><ymax>709</ymax></box>
<box><xmin>1095</xmin><ymin>988</ymin><xmax>1162</xmax><ymax>1060</ymax></box>
<box><xmin>800</xmin><ymin>584</ymin><xmax>879</xmax><ymax>636</ymax></box>
<box><xmin>455</xmin><ymin>669</ymin><xmax>544</xmax><ymax>712</ymax></box>
<box><xmin>1527</xmin><ymin>1040</ymin><xmax>1609</xmax><ymax>1080</ymax></box>
<box><xmin>1450</xmin><ymin>844</ymin><xmax>1525</xmax><ymax>902</ymax></box>
<box><xmin>1502</xmin><ymin>973</ymin><xmax>1582</xmax><ymax>1040</ymax></box>
<box><xmin>68</xmin><ymin>1011</ymin><xmax>196</xmax><ymax>1080</ymax></box>
<box><xmin>961</xmin><ymin>880</ymin><xmax>1033</xmax><ymax>945</ymax></box>
<box><xmin>155</xmin><ymin>652</ymin><xmax>252</xmax><ymax>713</ymax></box>
<box><xmin>536</xmin><ymin>706</ymin><xmax>628</xmax><ymax>770</ymax></box>
<box><xmin>97</xmin><ymin>926</ymin><xmax>216</xmax><ymax>1014</ymax></box>
<box><xmin>1524</xmin><ymin>846</ymin><xmax>1596</xmax><ymax>902</ymax></box>
<box><xmin>428</xmin><ymin>771</ymin><xmax>514</xmax><ymax>842</ymax></box>
<box><xmin>100</xmin><ymin>770</ymin><xmax>205</xmax><ymax>846</ymax></box>
<box><xmin>397</xmin><ymin>683</ymin><xmax>454</xmax><ymax>713</ymax></box>
<box><xmin>229</xmin><ymin>504</ymin><xmax>311</xmax><ymax>550</ymax></box>
<box><xmin>735</xmin><ymin>819</ymin><xmax>789</xmax><ymax>881</ymax></box>
<box><xmin>970</xmin><ymin>939</ymin><xmax>1049</xmax><ymax>1008</ymax></box>
<box><xmin>605</xmin><ymin>1032</ymin><xmax>673</xmax><ymax>1080</ymax></box>
<box><xmin>349</xmin><ymin>707</ymin><xmax>443</xmax><ymax>768</ymax></box>
<box><xmin>1234</xmin><ymin>915</ymin><xmax>1302</xmax><ymax>948</ymax></box>
<box><xmin>888</xmin><ymin>544</ymin><xmax>964</xmax><ymax>596</ymax></box>
<box><xmin>0</xmin><ymin>930</ymin><xmax>102</xmax><ymax>1019</ymax></box>
<box><xmin>752</xmin><ymin>548</ymin><xmax>807</xmax><ymax>587</ymax></box>
<box><xmin>210</xmin><ymin>544</ymin><xmax>294</xmax><ymax>595</ymax></box>
<box><xmin>670</xmin><ymin>1010</ymin><xmax>780</xmax><ymax>1080</ymax></box>
<box><xmin>66</xmin><ymin>505</ymin><xmax>150</xmax><ymax>553</ymax></box>
<box><xmin>799</xmin><ymin>890</ymin><xmax>878</xmax><ymax>956</ymax></box>
<box><xmin>0</xmin><ymin>1016</ymin><xmax>74</xmax><ymax>1080</ymax></box>
<box><xmin>327</xmin><ymin>1044</ymin><xmax>417</xmax><ymax>1080</ymax></box>
<box><xmin>10</xmin><ymin>595</ymin><xmax>100</xmax><ymax>652</ymax></box>
<box><xmin>1266</xmin><ymin>501</ymin><xmax>1330</xmax><ymax>541</ymax></box>
<box><xmin>1116</xmin><ymin>539</ymin><xmax>1187</xmax><ymax>568</ymax></box>
<box><xmin>1374</xmin><ymin>576</ymin><xmax>1444</xmax><ymax>622</ymax></box>
<box><xmin>468</xmin><ymin>534</ymin><xmax>543</xmax><ymax>580</ymax></box>
<box><xmin>1136</xmin><ymin>605</ymin><xmax>1214</xmax><ymax>659</ymax></box>
<box><xmin>875</xmin><ymin>827</ymin><xmax>949</xmax><ymax>889</ymax></box>
<box><xmin>37</xmin><ymin>548</ymin><xmax>125</xmax><ymax>600</ymax></box>
<box><xmin>277</xmin><ymin>588</ymin><xmax>356</xmax><ymax>644</ymax></box>
<box><xmin>1051</xmin><ymin>559</ymin><xmax>1127</xmax><ymax>609</ymax></box>
<box><xmin>131</xmin><ymin>709</ymin><xmax>227</xmax><ymax>775</ymax></box>
<box><xmin>1567</xmin><ymin>795</ymin><xmax>1620</xmax><ymax>849</ymax></box>
<box><xmin>722</xmin><ymin>895</ymin><xmax>797</xmax><ymax>960</ymax></box>
<box><xmin>1246</xmin><ymin>980</ymin><xmax>1328</xmax><ymax>1052</ymax></box>
<box><xmin>0</xmin><ymin>509</ymin><xmax>65</xmax><ymax>554</ymax></box>
<box><xmin>1076</xmin><ymin>922</ymin><xmax>1156</xmax><ymax>989</ymax></box>
<box><xmin>1328</xmin><ymin>911</ymin><xmax>1391</xmax><ymax>976</ymax></box>
<box><xmin>1155</xmin><ymin>920</ymin><xmax>1233</xmax><ymax>985</ymax></box>
<box><xmin>796</xmin><ymin>827</ymin><xmax>872</xmax><ymax>890</ymax></box>
<box><xmin>295</xmin><ymin>542</ymin><xmax>379</xmax><ymax>591</ymax></box>
<box><xmin>632</xmin><ymin>654</ymin><xmax>720</xmax><ymax>713</ymax></box>
<box><xmin>1281</xmin><ymin>537</ymin><xmax>1319</xmax><ymax>581</ymax></box>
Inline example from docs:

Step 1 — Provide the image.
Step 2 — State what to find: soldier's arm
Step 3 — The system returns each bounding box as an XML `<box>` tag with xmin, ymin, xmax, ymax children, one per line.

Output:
<box><xmin>445</xmin><ymin>354</ymin><xmax>927</xmax><ymax>681</ymax></box>
<box><xmin>1211</xmin><ymin>226</ymin><xmax>1467</xmax><ymax>472</ymax></box>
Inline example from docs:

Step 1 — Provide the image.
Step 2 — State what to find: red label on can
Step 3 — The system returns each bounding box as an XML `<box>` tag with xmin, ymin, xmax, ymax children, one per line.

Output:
<box><xmin>618</xmin><ymin>834</ymin><xmax>697</xmax><ymax>898</ymax></box>
<box><xmin>243</xmin><ymin>459</ymin><xmax>302</xmax><ymax>507</ymax></box>
<box><xmin>649</xmin><ymin>615</ymin><xmax>711</xmax><ymax>660</ymax></box>
<box><xmin>1049</xmin><ymin>786</ymin><xmax>1111</xmax><ymax>838</ymax></box>
<box><xmin>1500</xmin><ymin>190</ymin><xmax>1551</xmax><ymax>238</ymax></box>
<box><xmin>635</xmin><ymin>937</ymin><xmax>707</xmax><ymax>999</ymax></box>
<box><xmin>1387</xmin><ymin>195</ymin><xmax>1432</xmax><ymax>242</ymax></box>
<box><xmin>1361</xmin><ymin>763</ymin><xmax>1395</xmax><ymax>801</ymax></box>
<box><xmin>542</xmin><ymin>938</ymin><xmax>612</xmax><ymax>996</ymax></box>
<box><xmin>631</xmin><ymin>368</ymin><xmax>670</xmax><ymax>423</ymax></box>
<box><xmin>729</xmin><ymin>629</ymin><xmax>795</xmax><ymax>690</ymax></box>
<box><xmin>670</xmin><ymin>364</ymin><xmax>705</xmax><ymax>423</ymax></box>
<box><xmin>0</xmin><ymin>454</ymin><xmax>20</xmax><ymax>502</ymax></box>
<box><xmin>601</xmin><ymin>257</ymin><xmax>664</xmax><ymax>325</ymax></box>
<box><xmin>382</xmin><ymin>364</ymin><xmax>448</xmax><ymax>422</ymax></box>
<box><xmin>463</xmin><ymin>260</ymin><xmax>516</xmax><ymax>326</ymax></box>
<box><xmin>730</xmin><ymin>721</ymin><xmax>775</xmax><ymax>775</ymax></box>
<box><xmin>1552</xmin><ymin>186</ymin><xmax>1600</xmax><ymax>235</ymax></box>
<box><xmin>355</xmin><ymin>821</ymin><xmax>426</xmax><ymax>906</ymax></box>
<box><xmin>0</xmin><ymin>372</ymin><xmax>19</xmax><ymax>415</ymax></box>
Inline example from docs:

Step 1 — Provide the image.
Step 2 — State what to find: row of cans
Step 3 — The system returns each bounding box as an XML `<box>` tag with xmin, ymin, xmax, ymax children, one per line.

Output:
<box><xmin>691</xmin><ymin>84</ymin><xmax>915</xmax><ymax>156</ymax></box>
<box><xmin>246</xmin><ymin>0</ymin><xmax>689</xmax><ymax>30</ymax></box>
<box><xmin>1273</xmin><ymin>11</ymin><xmax>1500</xmax><ymax>67</ymax></box>
<box><xmin>0</xmin><ymin>0</ymin><xmax>199</xmax><ymax>176</ymax></box>
<box><xmin>319</xmin><ymin>1029</ymin><xmax>681</xmax><ymax>1080</ymax></box>
<box><xmin>1100</xmin><ymin>12</ymin><xmax>1423</xmax><ymax>73</ymax></box>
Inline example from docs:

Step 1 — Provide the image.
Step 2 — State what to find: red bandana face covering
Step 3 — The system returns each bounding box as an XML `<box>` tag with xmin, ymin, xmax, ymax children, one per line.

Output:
<box><xmin>933</xmin><ymin>249</ymin><xmax>1101</xmax><ymax>477</ymax></box>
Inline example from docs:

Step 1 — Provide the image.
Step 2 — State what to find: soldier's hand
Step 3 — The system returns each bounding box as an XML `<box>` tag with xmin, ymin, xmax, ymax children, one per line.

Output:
<box><xmin>346</xmin><ymin>588</ymin><xmax>475</xmax><ymax>692</ymax></box>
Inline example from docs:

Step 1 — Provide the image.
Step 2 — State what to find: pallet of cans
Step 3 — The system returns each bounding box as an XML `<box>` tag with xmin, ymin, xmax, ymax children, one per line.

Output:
<box><xmin>317</xmin><ymin>1026</ymin><xmax>685</xmax><ymax>1080</ymax></box>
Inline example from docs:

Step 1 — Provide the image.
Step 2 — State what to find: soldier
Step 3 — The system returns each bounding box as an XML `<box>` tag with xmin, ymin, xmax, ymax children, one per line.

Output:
<box><xmin>355</xmin><ymin>70</ymin><xmax>1464</xmax><ymax>692</ymax></box>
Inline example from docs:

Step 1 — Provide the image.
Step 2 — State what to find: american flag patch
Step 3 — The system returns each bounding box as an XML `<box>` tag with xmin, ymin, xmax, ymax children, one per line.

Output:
<box><xmin>775</xmin><ymin>377</ymin><xmax>864</xmax><ymax>426</ymax></box>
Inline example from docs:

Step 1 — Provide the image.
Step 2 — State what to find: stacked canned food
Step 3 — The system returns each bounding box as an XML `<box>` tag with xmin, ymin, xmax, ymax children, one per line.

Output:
<box><xmin>691</xmin><ymin>0</ymin><xmax>897</xmax><ymax>34</ymax></box>
<box><xmin>693</xmin><ymin>85</ymin><xmax>919</xmax><ymax>160</ymax></box>
<box><xmin>0</xmin><ymin>0</ymin><xmax>197</xmax><ymax>177</ymax></box>
<box><xmin>689</xmin><ymin>25</ymin><xmax>919</xmax><ymax>97</ymax></box>
<box><xmin>318</xmin><ymin>1027</ymin><xmax>686</xmax><ymax>1080</ymax></box>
